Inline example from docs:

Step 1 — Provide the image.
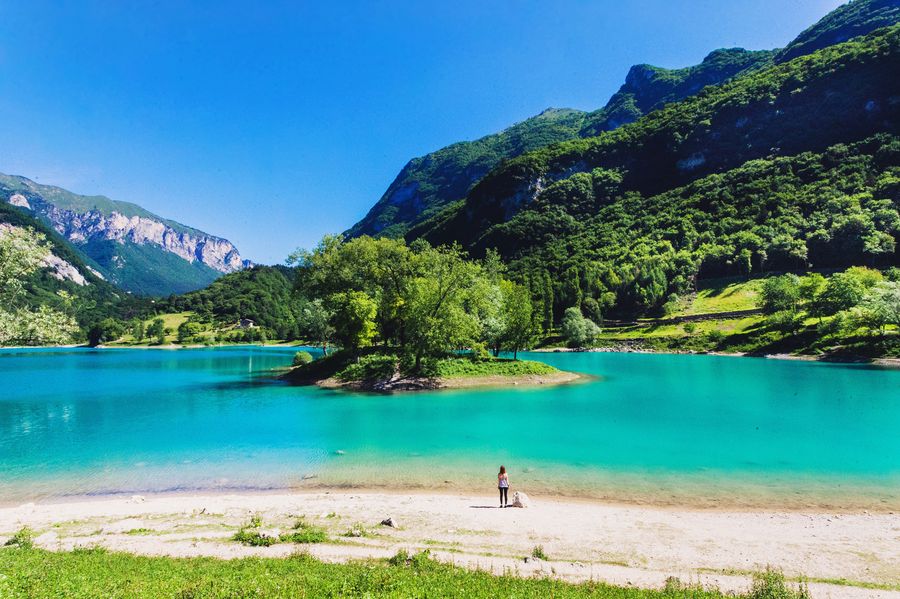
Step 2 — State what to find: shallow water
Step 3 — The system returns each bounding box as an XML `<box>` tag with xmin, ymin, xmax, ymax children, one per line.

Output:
<box><xmin>1</xmin><ymin>347</ymin><xmax>898</xmax><ymax>508</ymax></box>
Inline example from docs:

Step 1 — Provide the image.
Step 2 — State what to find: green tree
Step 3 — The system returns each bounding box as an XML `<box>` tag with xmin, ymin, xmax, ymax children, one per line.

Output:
<box><xmin>330</xmin><ymin>291</ymin><xmax>377</xmax><ymax>354</ymax></box>
<box><xmin>177</xmin><ymin>321</ymin><xmax>204</xmax><ymax>344</ymax></box>
<box><xmin>0</xmin><ymin>226</ymin><xmax>79</xmax><ymax>346</ymax></box>
<box><xmin>859</xmin><ymin>281</ymin><xmax>900</xmax><ymax>335</ymax></box>
<box><xmin>560</xmin><ymin>307</ymin><xmax>600</xmax><ymax>348</ymax></box>
<box><xmin>759</xmin><ymin>275</ymin><xmax>801</xmax><ymax>315</ymax></box>
<box><xmin>88</xmin><ymin>318</ymin><xmax>125</xmax><ymax>346</ymax></box>
<box><xmin>499</xmin><ymin>280</ymin><xmax>537</xmax><ymax>359</ymax></box>
<box><xmin>131</xmin><ymin>318</ymin><xmax>145</xmax><ymax>342</ymax></box>
<box><xmin>299</xmin><ymin>299</ymin><xmax>335</xmax><ymax>356</ymax></box>
<box><xmin>814</xmin><ymin>267</ymin><xmax>882</xmax><ymax>316</ymax></box>
<box><xmin>146</xmin><ymin>318</ymin><xmax>166</xmax><ymax>345</ymax></box>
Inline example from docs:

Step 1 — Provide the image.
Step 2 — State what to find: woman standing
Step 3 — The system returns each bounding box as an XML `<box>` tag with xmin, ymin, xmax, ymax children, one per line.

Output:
<box><xmin>498</xmin><ymin>465</ymin><xmax>509</xmax><ymax>507</ymax></box>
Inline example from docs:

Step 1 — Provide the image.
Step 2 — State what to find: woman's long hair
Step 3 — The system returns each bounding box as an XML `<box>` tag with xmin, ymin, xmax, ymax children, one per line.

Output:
<box><xmin>499</xmin><ymin>465</ymin><xmax>506</xmax><ymax>475</ymax></box>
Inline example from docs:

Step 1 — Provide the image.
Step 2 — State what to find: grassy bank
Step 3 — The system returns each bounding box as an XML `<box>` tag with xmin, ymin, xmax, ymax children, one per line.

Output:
<box><xmin>0</xmin><ymin>547</ymin><xmax>810</xmax><ymax>598</ymax></box>
<box><xmin>546</xmin><ymin>275</ymin><xmax>900</xmax><ymax>360</ymax></box>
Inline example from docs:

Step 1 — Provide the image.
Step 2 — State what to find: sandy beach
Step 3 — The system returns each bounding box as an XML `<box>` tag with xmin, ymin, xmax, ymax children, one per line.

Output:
<box><xmin>2</xmin><ymin>490</ymin><xmax>897</xmax><ymax>598</ymax></box>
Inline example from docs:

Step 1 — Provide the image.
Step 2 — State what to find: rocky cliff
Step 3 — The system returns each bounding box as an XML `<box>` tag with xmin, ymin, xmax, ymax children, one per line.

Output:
<box><xmin>1</xmin><ymin>174</ymin><xmax>250</xmax><ymax>296</ymax></box>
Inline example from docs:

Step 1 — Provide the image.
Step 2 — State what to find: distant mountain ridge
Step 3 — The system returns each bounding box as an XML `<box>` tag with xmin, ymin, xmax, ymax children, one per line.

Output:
<box><xmin>349</xmin><ymin>0</ymin><xmax>899</xmax><ymax>240</ymax></box>
<box><xmin>0</xmin><ymin>173</ymin><xmax>250</xmax><ymax>296</ymax></box>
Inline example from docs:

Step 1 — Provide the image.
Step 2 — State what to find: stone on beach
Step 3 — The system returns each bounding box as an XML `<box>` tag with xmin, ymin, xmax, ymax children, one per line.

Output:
<box><xmin>380</xmin><ymin>517</ymin><xmax>398</xmax><ymax>528</ymax></box>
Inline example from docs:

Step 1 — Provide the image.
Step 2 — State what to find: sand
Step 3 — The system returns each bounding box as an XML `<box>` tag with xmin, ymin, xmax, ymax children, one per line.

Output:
<box><xmin>2</xmin><ymin>490</ymin><xmax>898</xmax><ymax>598</ymax></box>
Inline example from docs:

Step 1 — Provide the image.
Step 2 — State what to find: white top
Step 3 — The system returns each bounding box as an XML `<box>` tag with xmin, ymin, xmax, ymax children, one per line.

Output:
<box><xmin>498</xmin><ymin>473</ymin><xmax>509</xmax><ymax>488</ymax></box>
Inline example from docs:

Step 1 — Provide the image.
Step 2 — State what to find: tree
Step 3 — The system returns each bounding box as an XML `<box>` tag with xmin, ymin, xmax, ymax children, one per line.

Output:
<box><xmin>759</xmin><ymin>275</ymin><xmax>801</xmax><ymax>315</ymax></box>
<box><xmin>404</xmin><ymin>244</ymin><xmax>483</xmax><ymax>369</ymax></box>
<box><xmin>814</xmin><ymin>268</ymin><xmax>882</xmax><ymax>316</ymax></box>
<box><xmin>131</xmin><ymin>318</ymin><xmax>145</xmax><ymax>342</ymax></box>
<box><xmin>88</xmin><ymin>318</ymin><xmax>125</xmax><ymax>346</ymax></box>
<box><xmin>299</xmin><ymin>299</ymin><xmax>335</xmax><ymax>356</ymax></box>
<box><xmin>560</xmin><ymin>307</ymin><xmax>600</xmax><ymax>348</ymax></box>
<box><xmin>0</xmin><ymin>226</ymin><xmax>79</xmax><ymax>347</ymax></box>
<box><xmin>499</xmin><ymin>280</ymin><xmax>537</xmax><ymax>359</ymax></box>
<box><xmin>177</xmin><ymin>321</ymin><xmax>204</xmax><ymax>344</ymax></box>
<box><xmin>330</xmin><ymin>291</ymin><xmax>377</xmax><ymax>354</ymax></box>
<box><xmin>859</xmin><ymin>281</ymin><xmax>900</xmax><ymax>335</ymax></box>
<box><xmin>146</xmin><ymin>318</ymin><xmax>166</xmax><ymax>345</ymax></box>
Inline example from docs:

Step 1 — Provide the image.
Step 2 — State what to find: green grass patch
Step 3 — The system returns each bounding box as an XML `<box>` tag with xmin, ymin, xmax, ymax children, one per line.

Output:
<box><xmin>280</xmin><ymin>519</ymin><xmax>327</xmax><ymax>544</ymax></box>
<box><xmin>433</xmin><ymin>356</ymin><xmax>557</xmax><ymax>378</ymax></box>
<box><xmin>124</xmin><ymin>528</ymin><xmax>154</xmax><ymax>536</ymax></box>
<box><xmin>0</xmin><ymin>547</ymin><xmax>816</xmax><ymax>598</ymax></box>
<box><xmin>680</xmin><ymin>278</ymin><xmax>763</xmax><ymax>316</ymax></box>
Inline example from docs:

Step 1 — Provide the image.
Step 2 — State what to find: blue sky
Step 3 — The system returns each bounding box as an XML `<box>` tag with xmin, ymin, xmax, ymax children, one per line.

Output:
<box><xmin>0</xmin><ymin>0</ymin><xmax>843</xmax><ymax>264</ymax></box>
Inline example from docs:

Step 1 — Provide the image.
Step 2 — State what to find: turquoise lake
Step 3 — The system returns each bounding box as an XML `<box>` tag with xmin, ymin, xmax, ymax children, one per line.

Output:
<box><xmin>1</xmin><ymin>347</ymin><xmax>898</xmax><ymax>508</ymax></box>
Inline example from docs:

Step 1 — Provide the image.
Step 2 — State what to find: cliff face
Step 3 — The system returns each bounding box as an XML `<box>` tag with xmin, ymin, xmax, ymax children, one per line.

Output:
<box><xmin>1</xmin><ymin>175</ymin><xmax>250</xmax><ymax>296</ymax></box>
<box><xmin>31</xmin><ymin>199</ymin><xmax>248</xmax><ymax>274</ymax></box>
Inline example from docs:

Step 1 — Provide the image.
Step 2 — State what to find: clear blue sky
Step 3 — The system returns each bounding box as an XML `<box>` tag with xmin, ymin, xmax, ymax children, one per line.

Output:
<box><xmin>0</xmin><ymin>0</ymin><xmax>843</xmax><ymax>264</ymax></box>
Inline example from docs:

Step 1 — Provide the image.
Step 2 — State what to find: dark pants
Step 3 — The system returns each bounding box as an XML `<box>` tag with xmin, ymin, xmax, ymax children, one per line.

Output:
<box><xmin>499</xmin><ymin>487</ymin><xmax>508</xmax><ymax>506</ymax></box>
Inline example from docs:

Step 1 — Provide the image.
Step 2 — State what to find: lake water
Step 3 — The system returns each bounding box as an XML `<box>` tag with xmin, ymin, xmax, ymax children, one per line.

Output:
<box><xmin>1</xmin><ymin>347</ymin><xmax>898</xmax><ymax>509</ymax></box>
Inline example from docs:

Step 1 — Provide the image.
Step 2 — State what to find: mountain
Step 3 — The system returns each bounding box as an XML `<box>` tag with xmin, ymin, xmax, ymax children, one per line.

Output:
<box><xmin>414</xmin><ymin>25</ymin><xmax>900</xmax><ymax>251</ymax></box>
<box><xmin>578</xmin><ymin>48</ymin><xmax>774</xmax><ymax>138</ymax></box>
<box><xmin>347</xmin><ymin>108</ymin><xmax>588</xmax><ymax>238</ymax></box>
<box><xmin>348</xmin><ymin>50</ymin><xmax>771</xmax><ymax>240</ymax></box>
<box><xmin>350</xmin><ymin>0</ymin><xmax>898</xmax><ymax>241</ymax></box>
<box><xmin>775</xmin><ymin>0</ymin><xmax>900</xmax><ymax>63</ymax></box>
<box><xmin>0</xmin><ymin>200</ymin><xmax>153</xmax><ymax>333</ymax></box>
<box><xmin>0</xmin><ymin>174</ymin><xmax>251</xmax><ymax>296</ymax></box>
<box><xmin>406</xmin><ymin>25</ymin><xmax>900</xmax><ymax>316</ymax></box>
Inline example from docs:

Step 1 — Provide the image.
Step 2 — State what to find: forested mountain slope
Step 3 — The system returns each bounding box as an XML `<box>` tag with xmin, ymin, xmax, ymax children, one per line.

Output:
<box><xmin>346</xmin><ymin>108</ymin><xmax>588</xmax><ymax>238</ymax></box>
<box><xmin>407</xmin><ymin>26</ymin><xmax>900</xmax><ymax>316</ymax></box>
<box><xmin>350</xmin><ymin>0</ymin><xmax>898</xmax><ymax>240</ymax></box>
<box><xmin>0</xmin><ymin>202</ymin><xmax>148</xmax><ymax>335</ymax></box>
<box><xmin>166</xmin><ymin>265</ymin><xmax>304</xmax><ymax>340</ymax></box>
<box><xmin>775</xmin><ymin>0</ymin><xmax>900</xmax><ymax>63</ymax></box>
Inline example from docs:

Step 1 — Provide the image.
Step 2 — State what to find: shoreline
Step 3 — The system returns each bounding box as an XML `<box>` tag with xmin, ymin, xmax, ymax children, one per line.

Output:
<box><xmin>314</xmin><ymin>369</ymin><xmax>587</xmax><ymax>392</ymax></box>
<box><xmin>532</xmin><ymin>345</ymin><xmax>900</xmax><ymax>367</ymax></box>
<box><xmin>4</xmin><ymin>342</ymin><xmax>899</xmax><ymax>368</ymax></box>
<box><xmin>2</xmin><ymin>489</ymin><xmax>898</xmax><ymax>597</ymax></box>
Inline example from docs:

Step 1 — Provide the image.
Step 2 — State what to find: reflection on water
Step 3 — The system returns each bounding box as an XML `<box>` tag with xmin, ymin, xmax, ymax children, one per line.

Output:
<box><xmin>1</xmin><ymin>346</ymin><xmax>898</xmax><ymax>508</ymax></box>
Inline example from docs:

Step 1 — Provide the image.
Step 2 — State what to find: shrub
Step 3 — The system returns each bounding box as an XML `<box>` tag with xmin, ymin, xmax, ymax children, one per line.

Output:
<box><xmin>683</xmin><ymin>322</ymin><xmax>697</xmax><ymax>334</ymax></box>
<box><xmin>705</xmin><ymin>329</ymin><xmax>726</xmax><ymax>346</ymax></box>
<box><xmin>766</xmin><ymin>310</ymin><xmax>804</xmax><ymax>336</ymax></box>
<box><xmin>4</xmin><ymin>526</ymin><xmax>35</xmax><ymax>549</ymax></box>
<box><xmin>279</xmin><ymin>519</ymin><xmax>327</xmax><ymax>544</ymax></box>
<box><xmin>232</xmin><ymin>529</ymin><xmax>279</xmax><ymax>547</ymax></box>
<box><xmin>336</xmin><ymin>353</ymin><xmax>398</xmax><ymax>382</ymax></box>
<box><xmin>531</xmin><ymin>545</ymin><xmax>548</xmax><ymax>560</ymax></box>
<box><xmin>560</xmin><ymin>307</ymin><xmax>600</xmax><ymax>348</ymax></box>
<box><xmin>747</xmin><ymin>567</ymin><xmax>810</xmax><ymax>599</ymax></box>
<box><xmin>292</xmin><ymin>351</ymin><xmax>314</xmax><ymax>366</ymax></box>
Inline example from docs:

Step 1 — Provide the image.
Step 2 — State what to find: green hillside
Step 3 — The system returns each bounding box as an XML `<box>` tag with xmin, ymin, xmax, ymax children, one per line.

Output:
<box><xmin>350</xmin><ymin>1</ymin><xmax>898</xmax><ymax>241</ymax></box>
<box><xmin>579</xmin><ymin>48</ymin><xmax>774</xmax><ymax>137</ymax></box>
<box><xmin>347</xmin><ymin>108</ymin><xmax>588</xmax><ymax>238</ymax></box>
<box><xmin>0</xmin><ymin>202</ymin><xmax>150</xmax><ymax>337</ymax></box>
<box><xmin>776</xmin><ymin>0</ymin><xmax>900</xmax><ymax>62</ymax></box>
<box><xmin>79</xmin><ymin>238</ymin><xmax>222</xmax><ymax>297</ymax></box>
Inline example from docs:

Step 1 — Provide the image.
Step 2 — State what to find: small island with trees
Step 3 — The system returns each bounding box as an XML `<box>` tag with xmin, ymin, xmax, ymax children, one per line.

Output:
<box><xmin>281</xmin><ymin>235</ymin><xmax>582</xmax><ymax>391</ymax></box>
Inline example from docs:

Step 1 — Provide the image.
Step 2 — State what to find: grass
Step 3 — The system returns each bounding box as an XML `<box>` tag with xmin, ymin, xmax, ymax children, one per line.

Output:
<box><xmin>678</xmin><ymin>278</ymin><xmax>763</xmax><ymax>316</ymax></box>
<box><xmin>0</xmin><ymin>546</ymin><xmax>815</xmax><ymax>598</ymax></box>
<box><xmin>433</xmin><ymin>356</ymin><xmax>557</xmax><ymax>378</ymax></box>
<box><xmin>124</xmin><ymin>528</ymin><xmax>154</xmax><ymax>536</ymax></box>
<box><xmin>231</xmin><ymin>517</ymin><xmax>328</xmax><ymax>547</ymax></box>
